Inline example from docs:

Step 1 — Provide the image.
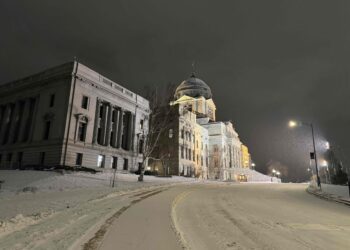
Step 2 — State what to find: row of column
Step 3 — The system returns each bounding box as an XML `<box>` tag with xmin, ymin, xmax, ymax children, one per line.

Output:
<box><xmin>0</xmin><ymin>98</ymin><xmax>36</xmax><ymax>145</ymax></box>
<box><xmin>92</xmin><ymin>99</ymin><xmax>135</xmax><ymax>151</ymax></box>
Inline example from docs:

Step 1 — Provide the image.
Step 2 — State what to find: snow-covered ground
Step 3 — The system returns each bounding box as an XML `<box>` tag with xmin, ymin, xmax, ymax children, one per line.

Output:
<box><xmin>0</xmin><ymin>169</ymin><xmax>197</xmax><ymax>247</ymax></box>
<box><xmin>0</xmin><ymin>169</ymin><xmax>278</xmax><ymax>249</ymax></box>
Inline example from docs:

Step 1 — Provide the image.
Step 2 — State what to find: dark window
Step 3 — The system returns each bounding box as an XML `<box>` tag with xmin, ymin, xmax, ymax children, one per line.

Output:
<box><xmin>112</xmin><ymin>156</ymin><xmax>118</xmax><ymax>169</ymax></box>
<box><xmin>39</xmin><ymin>152</ymin><xmax>45</xmax><ymax>165</ymax></box>
<box><xmin>181</xmin><ymin>146</ymin><xmax>184</xmax><ymax>158</ymax></box>
<box><xmin>110</xmin><ymin>131</ymin><xmax>114</xmax><ymax>145</ymax></box>
<box><xmin>193</xmin><ymin>150</ymin><xmax>195</xmax><ymax>161</ymax></box>
<box><xmin>140</xmin><ymin>119</ymin><xmax>144</xmax><ymax>130</ymax></box>
<box><xmin>78</xmin><ymin>122</ymin><xmax>87</xmax><ymax>142</ymax></box>
<box><xmin>7</xmin><ymin>153</ymin><xmax>12</xmax><ymax>162</ymax></box>
<box><xmin>181</xmin><ymin>129</ymin><xmax>184</xmax><ymax>139</ymax></box>
<box><xmin>43</xmin><ymin>121</ymin><xmax>51</xmax><ymax>140</ymax></box>
<box><xmin>123</xmin><ymin>158</ymin><xmax>128</xmax><ymax>170</ymax></box>
<box><xmin>138</xmin><ymin>162</ymin><xmax>142</xmax><ymax>172</ymax></box>
<box><xmin>81</xmin><ymin>96</ymin><xmax>89</xmax><ymax>109</ymax></box>
<box><xmin>112</xmin><ymin>110</ymin><xmax>116</xmax><ymax>122</ymax></box>
<box><xmin>97</xmin><ymin>128</ymin><xmax>102</xmax><ymax>144</ymax></box>
<box><xmin>17</xmin><ymin>152</ymin><xmax>23</xmax><ymax>164</ymax></box>
<box><xmin>139</xmin><ymin>139</ymin><xmax>144</xmax><ymax>154</ymax></box>
<box><xmin>49</xmin><ymin>94</ymin><xmax>55</xmax><ymax>107</ymax></box>
<box><xmin>76</xmin><ymin>153</ymin><xmax>83</xmax><ymax>166</ymax></box>
<box><xmin>99</xmin><ymin>105</ymin><xmax>103</xmax><ymax>118</ymax></box>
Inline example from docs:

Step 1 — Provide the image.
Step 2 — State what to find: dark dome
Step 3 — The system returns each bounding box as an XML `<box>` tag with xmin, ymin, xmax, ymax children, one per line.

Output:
<box><xmin>175</xmin><ymin>73</ymin><xmax>212</xmax><ymax>100</ymax></box>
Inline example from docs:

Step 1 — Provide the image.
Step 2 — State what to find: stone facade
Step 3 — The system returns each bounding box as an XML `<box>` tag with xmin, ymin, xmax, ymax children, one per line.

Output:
<box><xmin>201</xmin><ymin>121</ymin><xmax>242</xmax><ymax>180</ymax></box>
<box><xmin>150</xmin><ymin>73</ymin><xmax>247</xmax><ymax>181</ymax></box>
<box><xmin>0</xmin><ymin>61</ymin><xmax>149</xmax><ymax>172</ymax></box>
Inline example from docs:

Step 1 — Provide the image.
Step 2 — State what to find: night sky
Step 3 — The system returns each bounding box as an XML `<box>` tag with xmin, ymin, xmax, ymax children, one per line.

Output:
<box><xmin>1</xmin><ymin>1</ymin><xmax>349</xmax><ymax>181</ymax></box>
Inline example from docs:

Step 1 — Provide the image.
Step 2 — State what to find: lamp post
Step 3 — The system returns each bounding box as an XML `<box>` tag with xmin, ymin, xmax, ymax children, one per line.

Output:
<box><xmin>289</xmin><ymin>120</ymin><xmax>321</xmax><ymax>189</ymax></box>
<box><xmin>251</xmin><ymin>163</ymin><xmax>256</xmax><ymax>170</ymax></box>
<box><xmin>272</xmin><ymin>169</ymin><xmax>276</xmax><ymax>177</ymax></box>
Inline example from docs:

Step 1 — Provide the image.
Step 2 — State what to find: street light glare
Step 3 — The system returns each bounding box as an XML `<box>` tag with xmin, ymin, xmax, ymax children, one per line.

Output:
<box><xmin>288</xmin><ymin>120</ymin><xmax>297</xmax><ymax>128</ymax></box>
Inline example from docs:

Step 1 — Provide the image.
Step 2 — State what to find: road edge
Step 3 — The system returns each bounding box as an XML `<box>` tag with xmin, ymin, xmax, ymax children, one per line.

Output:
<box><xmin>170</xmin><ymin>190</ymin><xmax>193</xmax><ymax>250</ymax></box>
<box><xmin>306</xmin><ymin>187</ymin><xmax>350</xmax><ymax>207</ymax></box>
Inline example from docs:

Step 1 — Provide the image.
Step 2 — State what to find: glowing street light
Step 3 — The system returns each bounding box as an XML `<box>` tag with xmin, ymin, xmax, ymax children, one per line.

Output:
<box><xmin>325</xmin><ymin>141</ymin><xmax>330</xmax><ymax>150</ymax></box>
<box><xmin>272</xmin><ymin>169</ymin><xmax>276</xmax><ymax>177</ymax></box>
<box><xmin>276</xmin><ymin>171</ymin><xmax>281</xmax><ymax>177</ymax></box>
<box><xmin>288</xmin><ymin>120</ymin><xmax>298</xmax><ymax>128</ymax></box>
<box><xmin>288</xmin><ymin>120</ymin><xmax>321</xmax><ymax>188</ymax></box>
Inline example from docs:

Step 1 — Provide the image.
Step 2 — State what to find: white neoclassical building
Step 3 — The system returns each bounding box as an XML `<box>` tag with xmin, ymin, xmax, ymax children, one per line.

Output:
<box><xmin>0</xmin><ymin>61</ymin><xmax>150</xmax><ymax>172</ymax></box>
<box><xmin>150</xmin><ymin>72</ymin><xmax>245</xmax><ymax>181</ymax></box>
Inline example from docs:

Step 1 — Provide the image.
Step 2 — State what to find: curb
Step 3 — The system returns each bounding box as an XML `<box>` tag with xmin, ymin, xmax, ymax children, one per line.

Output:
<box><xmin>306</xmin><ymin>187</ymin><xmax>350</xmax><ymax>207</ymax></box>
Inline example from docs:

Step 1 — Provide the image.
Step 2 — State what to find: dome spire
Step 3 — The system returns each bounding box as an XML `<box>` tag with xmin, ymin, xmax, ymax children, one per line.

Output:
<box><xmin>191</xmin><ymin>61</ymin><xmax>196</xmax><ymax>77</ymax></box>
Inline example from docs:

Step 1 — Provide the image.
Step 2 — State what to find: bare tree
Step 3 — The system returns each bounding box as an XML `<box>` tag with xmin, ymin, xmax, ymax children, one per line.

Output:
<box><xmin>138</xmin><ymin>83</ymin><xmax>176</xmax><ymax>182</ymax></box>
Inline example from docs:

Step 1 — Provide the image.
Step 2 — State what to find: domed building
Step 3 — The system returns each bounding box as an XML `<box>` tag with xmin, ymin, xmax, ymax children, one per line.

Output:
<box><xmin>149</xmin><ymin>71</ymin><xmax>253</xmax><ymax>181</ymax></box>
<box><xmin>172</xmin><ymin>73</ymin><xmax>216</xmax><ymax>122</ymax></box>
<box><xmin>174</xmin><ymin>73</ymin><xmax>212</xmax><ymax>100</ymax></box>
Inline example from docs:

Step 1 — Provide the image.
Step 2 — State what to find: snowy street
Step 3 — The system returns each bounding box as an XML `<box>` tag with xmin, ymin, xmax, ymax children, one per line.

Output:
<box><xmin>1</xmin><ymin>173</ymin><xmax>350</xmax><ymax>249</ymax></box>
<box><xmin>100</xmin><ymin>183</ymin><xmax>350</xmax><ymax>250</ymax></box>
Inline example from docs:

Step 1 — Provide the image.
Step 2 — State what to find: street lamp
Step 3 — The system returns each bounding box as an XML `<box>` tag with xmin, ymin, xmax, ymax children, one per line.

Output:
<box><xmin>272</xmin><ymin>169</ymin><xmax>276</xmax><ymax>177</ymax></box>
<box><xmin>251</xmin><ymin>163</ymin><xmax>256</xmax><ymax>169</ymax></box>
<box><xmin>288</xmin><ymin>120</ymin><xmax>321</xmax><ymax>188</ymax></box>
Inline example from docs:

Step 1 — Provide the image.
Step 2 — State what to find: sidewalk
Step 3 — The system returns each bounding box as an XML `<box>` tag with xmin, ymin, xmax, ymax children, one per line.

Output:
<box><xmin>306</xmin><ymin>186</ymin><xmax>350</xmax><ymax>207</ymax></box>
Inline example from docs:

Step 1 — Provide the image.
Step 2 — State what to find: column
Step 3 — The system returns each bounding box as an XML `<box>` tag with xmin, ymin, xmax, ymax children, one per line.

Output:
<box><xmin>111</xmin><ymin>107</ymin><xmax>120</xmax><ymax>147</ymax></box>
<box><xmin>92</xmin><ymin>98</ymin><xmax>101</xmax><ymax>144</ymax></box>
<box><xmin>0</xmin><ymin>105</ymin><xmax>4</xmax><ymax>134</ymax></box>
<box><xmin>105</xmin><ymin>103</ymin><xmax>113</xmax><ymax>146</ymax></box>
<box><xmin>116</xmin><ymin>108</ymin><xmax>124</xmax><ymax>148</ymax></box>
<box><xmin>100</xmin><ymin>103</ymin><xmax>108</xmax><ymax>145</ymax></box>
<box><xmin>28</xmin><ymin>97</ymin><xmax>39</xmax><ymax>142</ymax></box>
<box><xmin>0</xmin><ymin>104</ymin><xmax>11</xmax><ymax>144</ymax></box>
<box><xmin>18</xmin><ymin>99</ymin><xmax>31</xmax><ymax>143</ymax></box>
<box><xmin>126</xmin><ymin>113</ymin><xmax>134</xmax><ymax>151</ymax></box>
<box><xmin>8</xmin><ymin>101</ymin><xmax>21</xmax><ymax>143</ymax></box>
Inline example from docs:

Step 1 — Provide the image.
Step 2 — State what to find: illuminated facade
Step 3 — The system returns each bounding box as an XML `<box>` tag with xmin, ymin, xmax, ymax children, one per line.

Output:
<box><xmin>241</xmin><ymin>144</ymin><xmax>251</xmax><ymax>168</ymax></box>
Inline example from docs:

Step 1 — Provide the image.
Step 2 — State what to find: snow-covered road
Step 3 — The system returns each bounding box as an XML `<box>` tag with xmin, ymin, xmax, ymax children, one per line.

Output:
<box><xmin>99</xmin><ymin>183</ymin><xmax>350</xmax><ymax>250</ymax></box>
<box><xmin>1</xmin><ymin>182</ymin><xmax>349</xmax><ymax>249</ymax></box>
<box><xmin>174</xmin><ymin>183</ymin><xmax>350</xmax><ymax>250</ymax></box>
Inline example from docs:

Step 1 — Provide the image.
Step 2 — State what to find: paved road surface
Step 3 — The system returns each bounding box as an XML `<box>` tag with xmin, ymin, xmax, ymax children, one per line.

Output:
<box><xmin>98</xmin><ymin>183</ymin><xmax>350</xmax><ymax>250</ymax></box>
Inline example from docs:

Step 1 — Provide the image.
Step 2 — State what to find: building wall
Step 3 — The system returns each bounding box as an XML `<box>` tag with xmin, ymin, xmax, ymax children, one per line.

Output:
<box><xmin>241</xmin><ymin>144</ymin><xmax>251</xmax><ymax>168</ymax></box>
<box><xmin>0</xmin><ymin>62</ymin><xmax>150</xmax><ymax>172</ymax></box>
<box><xmin>172</xmin><ymin>95</ymin><xmax>216</xmax><ymax>121</ymax></box>
<box><xmin>61</xmin><ymin>63</ymin><xmax>150</xmax><ymax>171</ymax></box>
<box><xmin>0</xmin><ymin>62</ymin><xmax>74</xmax><ymax>168</ymax></box>
<box><xmin>203</xmin><ymin>121</ymin><xmax>243</xmax><ymax>181</ymax></box>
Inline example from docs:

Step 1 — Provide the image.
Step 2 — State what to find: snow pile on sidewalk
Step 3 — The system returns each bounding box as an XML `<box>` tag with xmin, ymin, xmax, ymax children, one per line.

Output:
<box><xmin>232</xmin><ymin>168</ymin><xmax>281</xmax><ymax>183</ymax></box>
<box><xmin>0</xmin><ymin>170</ymin><xmax>196</xmax><ymax>221</ymax></box>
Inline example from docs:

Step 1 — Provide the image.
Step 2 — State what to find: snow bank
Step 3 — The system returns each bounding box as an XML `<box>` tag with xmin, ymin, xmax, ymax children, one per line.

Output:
<box><xmin>321</xmin><ymin>183</ymin><xmax>350</xmax><ymax>198</ymax></box>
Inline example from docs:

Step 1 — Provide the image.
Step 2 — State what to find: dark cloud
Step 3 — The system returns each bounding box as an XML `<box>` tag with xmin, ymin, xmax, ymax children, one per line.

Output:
<box><xmin>1</xmin><ymin>0</ymin><xmax>349</xmax><ymax>181</ymax></box>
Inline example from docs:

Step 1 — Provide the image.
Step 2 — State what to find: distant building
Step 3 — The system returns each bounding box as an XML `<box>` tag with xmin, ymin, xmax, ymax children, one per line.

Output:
<box><xmin>0</xmin><ymin>61</ymin><xmax>150</xmax><ymax>172</ymax></box>
<box><xmin>150</xmin><ymin>72</ymin><xmax>246</xmax><ymax>181</ymax></box>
